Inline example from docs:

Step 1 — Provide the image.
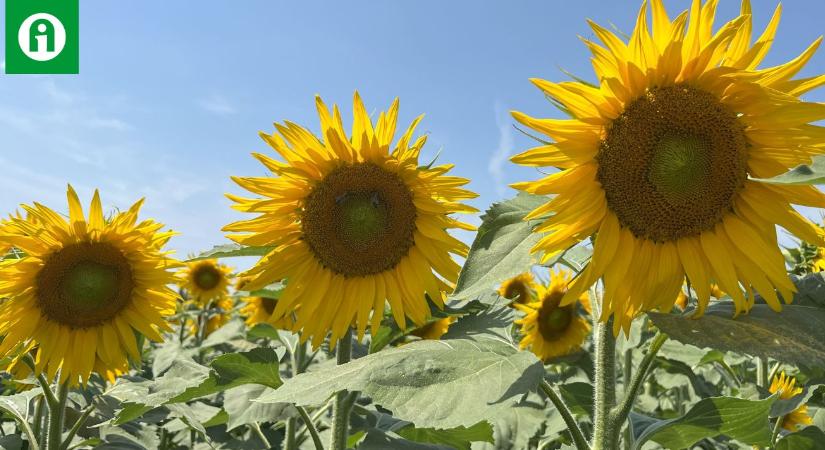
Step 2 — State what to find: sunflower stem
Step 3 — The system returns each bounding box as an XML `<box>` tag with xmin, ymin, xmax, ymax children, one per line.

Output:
<box><xmin>33</xmin><ymin>395</ymin><xmax>45</xmax><ymax>439</ymax></box>
<box><xmin>591</xmin><ymin>318</ymin><xmax>617</xmax><ymax>450</ymax></box>
<box><xmin>770</xmin><ymin>415</ymin><xmax>784</xmax><ymax>448</ymax></box>
<box><xmin>285</xmin><ymin>338</ymin><xmax>306</xmax><ymax>450</ymax></box>
<box><xmin>296</xmin><ymin>406</ymin><xmax>325</xmax><ymax>450</ymax></box>
<box><xmin>46</xmin><ymin>382</ymin><xmax>68</xmax><ymax>450</ymax></box>
<box><xmin>610</xmin><ymin>332</ymin><xmax>668</xmax><ymax>447</ymax></box>
<box><xmin>757</xmin><ymin>357</ymin><xmax>769</xmax><ymax>388</ymax></box>
<box><xmin>539</xmin><ymin>380</ymin><xmax>588</xmax><ymax>450</ymax></box>
<box><xmin>60</xmin><ymin>403</ymin><xmax>95</xmax><ymax>450</ymax></box>
<box><xmin>622</xmin><ymin>349</ymin><xmax>633</xmax><ymax>450</ymax></box>
<box><xmin>330</xmin><ymin>328</ymin><xmax>353</xmax><ymax>450</ymax></box>
<box><xmin>251</xmin><ymin>422</ymin><xmax>271</xmax><ymax>448</ymax></box>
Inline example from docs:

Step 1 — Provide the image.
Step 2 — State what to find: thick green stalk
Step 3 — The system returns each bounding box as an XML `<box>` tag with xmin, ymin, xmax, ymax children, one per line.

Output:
<box><xmin>591</xmin><ymin>319</ymin><xmax>617</xmax><ymax>450</ymax></box>
<box><xmin>611</xmin><ymin>332</ymin><xmax>667</xmax><ymax>435</ymax></box>
<box><xmin>539</xmin><ymin>380</ymin><xmax>588</xmax><ymax>450</ymax></box>
<box><xmin>622</xmin><ymin>349</ymin><xmax>633</xmax><ymax>450</ymax></box>
<box><xmin>330</xmin><ymin>328</ymin><xmax>353</xmax><ymax>450</ymax></box>
<box><xmin>47</xmin><ymin>383</ymin><xmax>68</xmax><ymax>450</ymax></box>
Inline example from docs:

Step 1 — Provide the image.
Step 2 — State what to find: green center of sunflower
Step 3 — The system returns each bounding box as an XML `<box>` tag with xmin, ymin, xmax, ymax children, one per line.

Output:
<box><xmin>597</xmin><ymin>84</ymin><xmax>748</xmax><ymax>242</ymax></box>
<box><xmin>36</xmin><ymin>242</ymin><xmax>134</xmax><ymax>328</ymax></box>
<box><xmin>194</xmin><ymin>266</ymin><xmax>221</xmax><ymax>290</ymax></box>
<box><xmin>302</xmin><ymin>162</ymin><xmax>417</xmax><ymax>277</ymax></box>
<box><xmin>537</xmin><ymin>291</ymin><xmax>573</xmax><ymax>340</ymax></box>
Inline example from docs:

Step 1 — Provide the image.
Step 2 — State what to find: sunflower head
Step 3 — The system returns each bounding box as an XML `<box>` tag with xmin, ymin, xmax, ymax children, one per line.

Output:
<box><xmin>0</xmin><ymin>186</ymin><xmax>179</xmax><ymax>385</ymax></box>
<box><xmin>224</xmin><ymin>93</ymin><xmax>477</xmax><ymax>348</ymax></box>
<box><xmin>498</xmin><ymin>272</ymin><xmax>537</xmax><ymax>305</ymax></box>
<box><xmin>182</xmin><ymin>259</ymin><xmax>233</xmax><ymax>303</ymax></box>
<box><xmin>769</xmin><ymin>371</ymin><xmax>813</xmax><ymax>431</ymax></box>
<box><xmin>511</xmin><ymin>0</ymin><xmax>825</xmax><ymax>335</ymax></box>
<box><xmin>514</xmin><ymin>269</ymin><xmax>591</xmax><ymax>361</ymax></box>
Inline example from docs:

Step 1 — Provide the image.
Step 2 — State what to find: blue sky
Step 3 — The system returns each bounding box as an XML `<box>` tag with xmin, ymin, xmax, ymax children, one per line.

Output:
<box><xmin>1</xmin><ymin>0</ymin><xmax>824</xmax><ymax>257</ymax></box>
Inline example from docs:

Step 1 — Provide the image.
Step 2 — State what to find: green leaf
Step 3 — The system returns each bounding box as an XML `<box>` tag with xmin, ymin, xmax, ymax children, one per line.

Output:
<box><xmin>451</xmin><ymin>193</ymin><xmax>547</xmax><ymax>302</ymax></box>
<box><xmin>0</xmin><ymin>389</ymin><xmax>41</xmax><ymax>449</ymax></box>
<box><xmin>397</xmin><ymin>422</ymin><xmax>494</xmax><ymax>450</ymax></box>
<box><xmin>223</xmin><ymin>385</ymin><xmax>295</xmax><ymax>431</ymax></box>
<box><xmin>753</xmin><ymin>155</ymin><xmax>825</xmax><ymax>185</ymax></box>
<box><xmin>200</xmin><ymin>318</ymin><xmax>246</xmax><ymax>348</ymax></box>
<box><xmin>257</xmin><ymin>339</ymin><xmax>544</xmax><ymax>429</ymax></box>
<box><xmin>112</xmin><ymin>348</ymin><xmax>282</xmax><ymax>424</ymax></box>
<box><xmin>776</xmin><ymin>426</ymin><xmax>825</xmax><ymax>450</ymax></box>
<box><xmin>634</xmin><ymin>395</ymin><xmax>776</xmax><ymax>449</ymax></box>
<box><xmin>246</xmin><ymin>323</ymin><xmax>281</xmax><ymax>341</ymax></box>
<box><xmin>442</xmin><ymin>302</ymin><xmax>517</xmax><ymax>344</ymax></box>
<box><xmin>557</xmin><ymin>382</ymin><xmax>593</xmax><ymax>417</ymax></box>
<box><xmin>187</xmin><ymin>244</ymin><xmax>274</xmax><ymax>262</ymax></box>
<box><xmin>360</xmin><ymin>431</ymin><xmax>452</xmax><ymax>450</ymax></box>
<box><xmin>649</xmin><ymin>302</ymin><xmax>825</xmax><ymax>368</ymax></box>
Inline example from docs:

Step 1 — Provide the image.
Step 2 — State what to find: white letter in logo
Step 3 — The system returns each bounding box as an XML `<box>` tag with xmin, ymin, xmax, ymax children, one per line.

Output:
<box><xmin>18</xmin><ymin>13</ymin><xmax>66</xmax><ymax>62</ymax></box>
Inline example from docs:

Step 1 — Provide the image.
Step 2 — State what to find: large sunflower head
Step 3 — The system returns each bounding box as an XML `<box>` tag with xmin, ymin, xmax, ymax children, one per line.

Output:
<box><xmin>769</xmin><ymin>371</ymin><xmax>813</xmax><ymax>431</ymax></box>
<box><xmin>0</xmin><ymin>186</ymin><xmax>179</xmax><ymax>385</ymax></box>
<box><xmin>181</xmin><ymin>259</ymin><xmax>233</xmax><ymax>303</ymax></box>
<box><xmin>224</xmin><ymin>93</ymin><xmax>477</xmax><ymax>348</ymax></box>
<box><xmin>498</xmin><ymin>272</ymin><xmax>538</xmax><ymax>305</ymax></box>
<box><xmin>514</xmin><ymin>269</ymin><xmax>591</xmax><ymax>361</ymax></box>
<box><xmin>511</xmin><ymin>0</ymin><xmax>825</xmax><ymax>334</ymax></box>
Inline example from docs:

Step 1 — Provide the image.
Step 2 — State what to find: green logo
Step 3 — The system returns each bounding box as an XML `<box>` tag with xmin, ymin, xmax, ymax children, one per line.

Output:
<box><xmin>5</xmin><ymin>0</ymin><xmax>79</xmax><ymax>74</ymax></box>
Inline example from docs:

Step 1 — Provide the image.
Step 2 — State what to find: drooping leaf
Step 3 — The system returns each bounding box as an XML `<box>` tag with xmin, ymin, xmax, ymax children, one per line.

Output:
<box><xmin>257</xmin><ymin>339</ymin><xmax>544</xmax><ymax>429</ymax></box>
<box><xmin>634</xmin><ymin>395</ymin><xmax>776</xmax><ymax>449</ymax></box>
<box><xmin>451</xmin><ymin>193</ymin><xmax>547</xmax><ymax>302</ymax></box>
<box><xmin>0</xmin><ymin>389</ymin><xmax>41</xmax><ymax>449</ymax></box>
<box><xmin>648</xmin><ymin>303</ymin><xmax>825</xmax><ymax>368</ymax></box>
<box><xmin>753</xmin><ymin>155</ymin><xmax>825</xmax><ymax>185</ymax></box>
<box><xmin>353</xmin><ymin>408</ymin><xmax>493</xmax><ymax>450</ymax></box>
<box><xmin>187</xmin><ymin>244</ymin><xmax>274</xmax><ymax>262</ymax></box>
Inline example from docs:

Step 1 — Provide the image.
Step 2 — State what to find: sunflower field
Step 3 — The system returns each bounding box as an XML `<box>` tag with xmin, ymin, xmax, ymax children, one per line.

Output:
<box><xmin>2</xmin><ymin>1</ymin><xmax>825</xmax><ymax>449</ymax></box>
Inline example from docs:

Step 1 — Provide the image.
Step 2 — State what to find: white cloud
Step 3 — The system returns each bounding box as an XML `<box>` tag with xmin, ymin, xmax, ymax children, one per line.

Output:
<box><xmin>198</xmin><ymin>94</ymin><xmax>237</xmax><ymax>115</ymax></box>
<box><xmin>488</xmin><ymin>102</ymin><xmax>514</xmax><ymax>198</ymax></box>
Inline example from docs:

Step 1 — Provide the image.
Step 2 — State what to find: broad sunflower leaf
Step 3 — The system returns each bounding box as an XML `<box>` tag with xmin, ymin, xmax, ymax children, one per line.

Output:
<box><xmin>648</xmin><ymin>303</ymin><xmax>825</xmax><ymax>368</ymax></box>
<box><xmin>753</xmin><ymin>155</ymin><xmax>825</xmax><ymax>185</ymax></box>
<box><xmin>473</xmin><ymin>401</ymin><xmax>551</xmax><ymax>450</ymax></box>
<box><xmin>112</xmin><ymin>348</ymin><xmax>282</xmax><ymax>424</ymax></box>
<box><xmin>223</xmin><ymin>385</ymin><xmax>295</xmax><ymax>431</ymax></box>
<box><xmin>359</xmin><ymin>431</ymin><xmax>452</xmax><ymax>450</ymax></box>
<box><xmin>634</xmin><ymin>395</ymin><xmax>776</xmax><ymax>449</ymax></box>
<box><xmin>451</xmin><ymin>193</ymin><xmax>547</xmax><ymax>302</ymax></box>
<box><xmin>187</xmin><ymin>243</ymin><xmax>274</xmax><ymax>262</ymax></box>
<box><xmin>257</xmin><ymin>339</ymin><xmax>544</xmax><ymax>429</ymax></box>
<box><xmin>776</xmin><ymin>426</ymin><xmax>825</xmax><ymax>450</ymax></box>
<box><xmin>352</xmin><ymin>408</ymin><xmax>494</xmax><ymax>450</ymax></box>
<box><xmin>0</xmin><ymin>389</ymin><xmax>41</xmax><ymax>449</ymax></box>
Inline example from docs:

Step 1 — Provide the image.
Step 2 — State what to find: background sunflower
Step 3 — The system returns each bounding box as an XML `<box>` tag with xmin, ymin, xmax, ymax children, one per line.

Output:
<box><xmin>224</xmin><ymin>93</ymin><xmax>477</xmax><ymax>348</ymax></box>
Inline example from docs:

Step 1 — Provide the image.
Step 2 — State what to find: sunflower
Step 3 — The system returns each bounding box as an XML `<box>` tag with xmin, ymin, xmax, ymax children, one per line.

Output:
<box><xmin>511</xmin><ymin>0</ymin><xmax>825</xmax><ymax>334</ymax></box>
<box><xmin>770</xmin><ymin>371</ymin><xmax>813</xmax><ymax>431</ymax></box>
<box><xmin>239</xmin><ymin>296</ymin><xmax>294</xmax><ymax>330</ymax></box>
<box><xmin>0</xmin><ymin>186</ymin><xmax>178</xmax><ymax>385</ymax></box>
<box><xmin>498</xmin><ymin>272</ymin><xmax>537</xmax><ymax>305</ymax></box>
<box><xmin>225</xmin><ymin>93</ymin><xmax>477</xmax><ymax>348</ymax></box>
<box><xmin>181</xmin><ymin>259</ymin><xmax>232</xmax><ymax>303</ymax></box>
<box><xmin>515</xmin><ymin>269</ymin><xmax>591</xmax><ymax>361</ymax></box>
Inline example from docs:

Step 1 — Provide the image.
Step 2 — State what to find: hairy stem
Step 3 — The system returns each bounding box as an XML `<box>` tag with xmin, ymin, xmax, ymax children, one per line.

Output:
<box><xmin>60</xmin><ymin>403</ymin><xmax>95</xmax><ymax>450</ymax></box>
<box><xmin>611</xmin><ymin>332</ymin><xmax>668</xmax><ymax>437</ymax></box>
<box><xmin>46</xmin><ymin>382</ymin><xmax>68</xmax><ymax>450</ymax></box>
<box><xmin>330</xmin><ymin>328</ymin><xmax>353</xmax><ymax>450</ymax></box>
<box><xmin>539</xmin><ymin>380</ymin><xmax>588</xmax><ymax>450</ymax></box>
<box><xmin>296</xmin><ymin>405</ymin><xmax>325</xmax><ymax>450</ymax></box>
<box><xmin>622</xmin><ymin>348</ymin><xmax>633</xmax><ymax>450</ymax></box>
<box><xmin>591</xmin><ymin>319</ymin><xmax>617</xmax><ymax>450</ymax></box>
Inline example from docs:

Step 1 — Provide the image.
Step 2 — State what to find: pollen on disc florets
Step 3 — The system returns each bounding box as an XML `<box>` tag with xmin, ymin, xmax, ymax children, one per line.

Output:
<box><xmin>301</xmin><ymin>162</ymin><xmax>417</xmax><ymax>277</ymax></box>
<box><xmin>36</xmin><ymin>242</ymin><xmax>134</xmax><ymax>328</ymax></box>
<box><xmin>596</xmin><ymin>84</ymin><xmax>749</xmax><ymax>243</ymax></box>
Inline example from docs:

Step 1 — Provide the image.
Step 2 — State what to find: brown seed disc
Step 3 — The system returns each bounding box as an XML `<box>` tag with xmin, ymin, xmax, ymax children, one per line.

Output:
<box><xmin>193</xmin><ymin>264</ymin><xmax>222</xmax><ymax>291</ymax></box>
<box><xmin>302</xmin><ymin>162</ymin><xmax>417</xmax><ymax>277</ymax></box>
<box><xmin>36</xmin><ymin>242</ymin><xmax>134</xmax><ymax>328</ymax></box>
<box><xmin>537</xmin><ymin>290</ymin><xmax>574</xmax><ymax>341</ymax></box>
<box><xmin>596</xmin><ymin>85</ymin><xmax>748</xmax><ymax>242</ymax></box>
